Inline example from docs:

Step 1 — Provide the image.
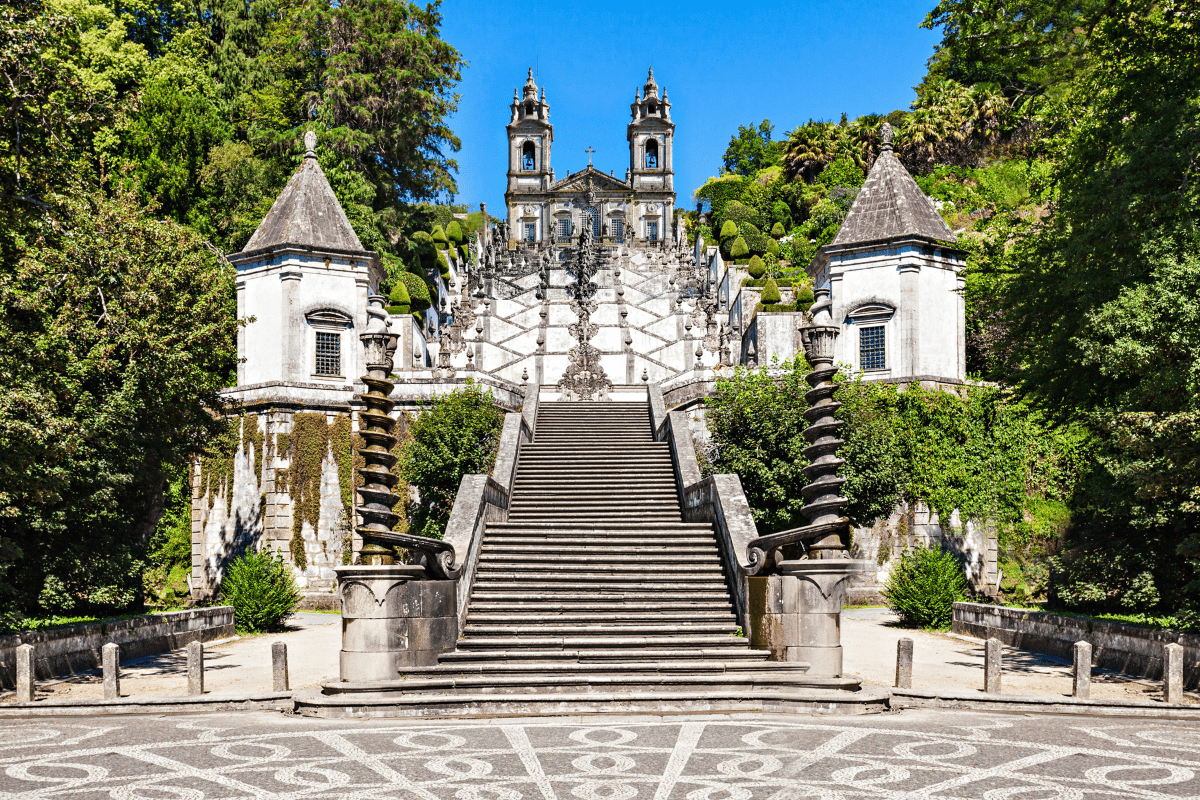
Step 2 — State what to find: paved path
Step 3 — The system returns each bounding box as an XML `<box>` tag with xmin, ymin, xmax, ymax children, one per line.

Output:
<box><xmin>842</xmin><ymin>607</ymin><xmax>1188</xmax><ymax>704</ymax></box>
<box><xmin>3</xmin><ymin>710</ymin><xmax>1200</xmax><ymax>798</ymax></box>
<box><xmin>29</xmin><ymin>613</ymin><xmax>341</xmax><ymax>702</ymax></box>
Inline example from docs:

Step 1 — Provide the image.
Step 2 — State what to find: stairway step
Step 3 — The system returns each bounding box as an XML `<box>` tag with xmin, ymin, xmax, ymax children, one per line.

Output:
<box><xmin>478</xmin><ymin>554</ymin><xmax>720</xmax><ymax>564</ymax></box>
<box><xmin>470</xmin><ymin>592</ymin><xmax>733</xmax><ymax>602</ymax></box>
<box><xmin>464</xmin><ymin>623</ymin><xmax>738</xmax><ymax>635</ymax></box>
<box><xmin>439</xmin><ymin>648</ymin><xmax>771</xmax><ymax>663</ymax></box>
<box><xmin>455</xmin><ymin>635</ymin><xmax>751</xmax><ymax>650</ymax></box>
<box><xmin>466</xmin><ymin>612</ymin><xmax>738</xmax><ymax>623</ymax></box>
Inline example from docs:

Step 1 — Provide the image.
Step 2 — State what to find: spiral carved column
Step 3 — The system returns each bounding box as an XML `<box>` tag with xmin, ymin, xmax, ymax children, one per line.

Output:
<box><xmin>797</xmin><ymin>292</ymin><xmax>850</xmax><ymax>560</ymax></box>
<box><xmin>356</xmin><ymin>294</ymin><xmax>402</xmax><ymax>565</ymax></box>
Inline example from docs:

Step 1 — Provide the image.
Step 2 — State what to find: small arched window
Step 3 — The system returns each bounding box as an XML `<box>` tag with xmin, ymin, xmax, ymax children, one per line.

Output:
<box><xmin>521</xmin><ymin>141</ymin><xmax>536</xmax><ymax>171</ymax></box>
<box><xmin>645</xmin><ymin>139</ymin><xmax>659</xmax><ymax>169</ymax></box>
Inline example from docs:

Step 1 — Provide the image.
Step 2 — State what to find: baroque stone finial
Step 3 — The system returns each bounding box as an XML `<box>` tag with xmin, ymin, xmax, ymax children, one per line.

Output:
<box><xmin>881</xmin><ymin>122</ymin><xmax>894</xmax><ymax>152</ymax></box>
<box><xmin>304</xmin><ymin>130</ymin><xmax>317</xmax><ymax>159</ymax></box>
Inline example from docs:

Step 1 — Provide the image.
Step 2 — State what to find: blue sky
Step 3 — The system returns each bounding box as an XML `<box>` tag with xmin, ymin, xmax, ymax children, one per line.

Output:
<box><xmin>438</xmin><ymin>0</ymin><xmax>943</xmax><ymax>212</ymax></box>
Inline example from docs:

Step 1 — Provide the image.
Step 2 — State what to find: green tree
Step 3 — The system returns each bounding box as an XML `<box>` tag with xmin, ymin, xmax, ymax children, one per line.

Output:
<box><xmin>0</xmin><ymin>184</ymin><xmax>239</xmax><ymax>616</ymax></box>
<box><xmin>722</xmin><ymin>120</ymin><xmax>783</xmax><ymax>177</ymax></box>
<box><xmin>399</xmin><ymin>384</ymin><xmax>504</xmax><ymax>538</ymax></box>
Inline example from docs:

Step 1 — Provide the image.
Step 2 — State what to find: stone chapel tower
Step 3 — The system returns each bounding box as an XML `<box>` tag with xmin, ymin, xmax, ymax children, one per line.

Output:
<box><xmin>505</xmin><ymin>69</ymin><xmax>553</xmax><ymax>240</ymax></box>
<box><xmin>627</xmin><ymin>68</ymin><xmax>675</xmax><ymax>242</ymax></box>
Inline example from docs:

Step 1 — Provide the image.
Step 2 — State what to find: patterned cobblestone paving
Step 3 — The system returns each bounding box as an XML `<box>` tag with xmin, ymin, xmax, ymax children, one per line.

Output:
<box><xmin>2</xmin><ymin>710</ymin><xmax>1199</xmax><ymax>798</ymax></box>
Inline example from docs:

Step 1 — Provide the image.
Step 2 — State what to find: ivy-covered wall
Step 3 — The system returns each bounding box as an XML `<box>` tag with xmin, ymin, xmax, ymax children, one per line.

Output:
<box><xmin>192</xmin><ymin>415</ymin><xmax>266</xmax><ymax>594</ymax></box>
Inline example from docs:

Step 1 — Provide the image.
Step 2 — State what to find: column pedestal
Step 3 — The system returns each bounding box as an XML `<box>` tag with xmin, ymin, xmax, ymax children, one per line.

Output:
<box><xmin>335</xmin><ymin>565</ymin><xmax>458</xmax><ymax>682</ymax></box>
<box><xmin>748</xmin><ymin>559</ymin><xmax>862</xmax><ymax>677</ymax></box>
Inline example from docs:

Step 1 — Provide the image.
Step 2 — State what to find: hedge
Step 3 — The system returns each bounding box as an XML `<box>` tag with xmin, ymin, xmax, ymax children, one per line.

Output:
<box><xmin>760</xmin><ymin>278</ymin><xmax>782</xmax><ymax>304</ymax></box>
<box><xmin>730</xmin><ymin>236</ymin><xmax>749</xmax><ymax>259</ymax></box>
<box><xmin>397</xmin><ymin>271</ymin><xmax>431</xmax><ymax>312</ymax></box>
<box><xmin>719</xmin><ymin>220</ymin><xmax>739</xmax><ymax>241</ymax></box>
<box><xmin>445</xmin><ymin>220</ymin><xmax>464</xmax><ymax>244</ymax></box>
<box><xmin>747</xmin><ymin>256</ymin><xmax>766</xmax><ymax>279</ymax></box>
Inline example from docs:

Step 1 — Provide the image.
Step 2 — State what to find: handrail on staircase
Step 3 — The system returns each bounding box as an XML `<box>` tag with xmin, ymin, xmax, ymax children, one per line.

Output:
<box><xmin>650</xmin><ymin>381</ymin><xmax>759</xmax><ymax>636</ymax></box>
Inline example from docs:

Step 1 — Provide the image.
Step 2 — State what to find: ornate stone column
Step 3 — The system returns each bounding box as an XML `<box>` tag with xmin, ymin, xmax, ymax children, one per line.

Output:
<box><xmin>745</xmin><ymin>287</ymin><xmax>864</xmax><ymax>677</ymax></box>
<box><xmin>784</xmin><ymin>286</ymin><xmax>862</xmax><ymax>676</ymax></box>
<box><xmin>333</xmin><ymin>295</ymin><xmax>458</xmax><ymax>682</ymax></box>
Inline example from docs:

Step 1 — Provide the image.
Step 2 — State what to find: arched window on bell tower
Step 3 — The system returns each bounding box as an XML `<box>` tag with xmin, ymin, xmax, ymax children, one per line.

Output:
<box><xmin>645</xmin><ymin>139</ymin><xmax>659</xmax><ymax>169</ymax></box>
<box><xmin>521</xmin><ymin>141</ymin><xmax>536</xmax><ymax>171</ymax></box>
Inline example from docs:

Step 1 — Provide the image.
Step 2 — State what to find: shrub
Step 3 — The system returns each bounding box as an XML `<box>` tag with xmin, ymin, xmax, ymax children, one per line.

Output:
<box><xmin>388</xmin><ymin>280</ymin><xmax>411</xmax><ymax>315</ymax></box>
<box><xmin>445</xmin><ymin>220</ymin><xmax>464</xmax><ymax>244</ymax></box>
<box><xmin>220</xmin><ymin>549</ymin><xmax>301</xmax><ymax>633</ymax></box>
<box><xmin>437</xmin><ymin>250</ymin><xmax>450</xmax><ymax>277</ymax></box>
<box><xmin>747</xmin><ymin>256</ymin><xmax>767</xmax><ymax>279</ymax></box>
<box><xmin>410</xmin><ymin>231</ymin><xmax>438</xmax><ymax>270</ymax></box>
<box><xmin>760</xmin><ymin>278</ymin><xmax>781</xmax><ymax>304</ymax></box>
<box><xmin>431</xmin><ymin>224</ymin><xmax>449</xmax><ymax>247</ymax></box>
<box><xmin>719</xmin><ymin>220</ymin><xmax>739</xmax><ymax>241</ymax></box>
<box><xmin>397</xmin><ymin>271</ymin><xmax>431</xmax><ymax>312</ymax></box>
<box><xmin>796</xmin><ymin>285</ymin><xmax>815</xmax><ymax>310</ymax></box>
<box><xmin>771</xmin><ymin>221</ymin><xmax>786</xmax><ymax>238</ymax></box>
<box><xmin>883</xmin><ymin>546</ymin><xmax>967</xmax><ymax>629</ymax></box>
<box><xmin>399</xmin><ymin>383</ymin><xmax>505</xmax><ymax>539</ymax></box>
<box><xmin>730</xmin><ymin>236</ymin><xmax>749</xmax><ymax>259</ymax></box>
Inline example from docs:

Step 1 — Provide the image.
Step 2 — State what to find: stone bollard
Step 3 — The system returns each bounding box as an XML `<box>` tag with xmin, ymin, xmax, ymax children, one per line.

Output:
<box><xmin>895</xmin><ymin>638</ymin><xmax>913</xmax><ymax>689</ymax></box>
<box><xmin>1164</xmin><ymin>642</ymin><xmax>1183</xmax><ymax>704</ymax></box>
<box><xmin>1072</xmin><ymin>641</ymin><xmax>1092</xmax><ymax>699</ymax></box>
<box><xmin>15</xmin><ymin>643</ymin><xmax>34</xmax><ymax>703</ymax></box>
<box><xmin>272</xmin><ymin>642</ymin><xmax>289</xmax><ymax>692</ymax></box>
<box><xmin>187</xmin><ymin>640</ymin><xmax>204</xmax><ymax>696</ymax></box>
<box><xmin>102</xmin><ymin>642</ymin><xmax>120</xmax><ymax>700</ymax></box>
<box><xmin>984</xmin><ymin>637</ymin><xmax>1002</xmax><ymax>694</ymax></box>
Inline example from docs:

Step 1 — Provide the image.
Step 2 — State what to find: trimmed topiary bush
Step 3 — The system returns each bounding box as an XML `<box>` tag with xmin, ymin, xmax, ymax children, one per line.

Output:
<box><xmin>760</xmin><ymin>277</ymin><xmax>781</xmax><ymax>304</ymax></box>
<box><xmin>431</xmin><ymin>224</ymin><xmax>449</xmax><ymax>247</ymax></box>
<box><xmin>397</xmin><ymin>271</ymin><xmax>431</xmax><ymax>312</ymax></box>
<box><xmin>445</xmin><ymin>220</ymin><xmax>464</xmax><ymax>244</ymax></box>
<box><xmin>719</xmin><ymin>220</ymin><xmax>739</xmax><ymax>241</ymax></box>
<box><xmin>730</xmin><ymin>236</ymin><xmax>749</xmax><ymax>260</ymax></box>
<box><xmin>747</xmin><ymin>256</ymin><xmax>767</xmax><ymax>279</ymax></box>
<box><xmin>884</xmin><ymin>546</ymin><xmax>967</xmax><ymax>629</ymax></box>
<box><xmin>387</xmin><ymin>280</ymin><xmax>411</xmax><ymax>315</ymax></box>
<box><xmin>771</xmin><ymin>221</ymin><xmax>786</xmax><ymax>238</ymax></box>
<box><xmin>221</xmin><ymin>549</ymin><xmax>301</xmax><ymax>633</ymax></box>
<box><xmin>796</xmin><ymin>285</ymin><xmax>815</xmax><ymax>311</ymax></box>
<box><xmin>437</xmin><ymin>250</ymin><xmax>451</xmax><ymax>277</ymax></box>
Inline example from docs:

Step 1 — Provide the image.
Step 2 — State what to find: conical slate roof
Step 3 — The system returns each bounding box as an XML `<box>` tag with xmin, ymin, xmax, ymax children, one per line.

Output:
<box><xmin>830</xmin><ymin>141</ymin><xmax>956</xmax><ymax>247</ymax></box>
<box><xmin>241</xmin><ymin>132</ymin><xmax>366</xmax><ymax>254</ymax></box>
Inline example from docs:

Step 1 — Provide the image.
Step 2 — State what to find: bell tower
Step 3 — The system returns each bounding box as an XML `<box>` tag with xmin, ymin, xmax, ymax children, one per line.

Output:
<box><xmin>627</xmin><ymin>68</ymin><xmax>675</xmax><ymax>242</ymax></box>
<box><xmin>505</xmin><ymin>69</ymin><xmax>553</xmax><ymax>241</ymax></box>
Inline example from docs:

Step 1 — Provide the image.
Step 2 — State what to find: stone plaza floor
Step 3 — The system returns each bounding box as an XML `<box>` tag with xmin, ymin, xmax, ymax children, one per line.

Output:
<box><xmin>3</xmin><ymin>709</ymin><xmax>1200</xmax><ymax>798</ymax></box>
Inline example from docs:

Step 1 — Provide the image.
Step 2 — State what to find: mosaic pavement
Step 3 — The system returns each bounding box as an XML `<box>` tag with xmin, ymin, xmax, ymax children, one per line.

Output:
<box><xmin>2</xmin><ymin>710</ymin><xmax>1200</xmax><ymax>799</ymax></box>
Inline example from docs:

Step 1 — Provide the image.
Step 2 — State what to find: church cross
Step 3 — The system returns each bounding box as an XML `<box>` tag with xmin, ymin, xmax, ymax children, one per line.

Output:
<box><xmin>585</xmin><ymin>146</ymin><xmax>595</xmax><ymax>165</ymax></box>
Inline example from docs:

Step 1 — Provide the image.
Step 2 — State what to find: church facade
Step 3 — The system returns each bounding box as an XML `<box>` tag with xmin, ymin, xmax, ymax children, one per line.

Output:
<box><xmin>504</xmin><ymin>69</ymin><xmax>676</xmax><ymax>248</ymax></box>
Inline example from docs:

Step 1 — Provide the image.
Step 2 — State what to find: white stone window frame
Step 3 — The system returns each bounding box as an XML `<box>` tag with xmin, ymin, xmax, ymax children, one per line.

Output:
<box><xmin>306</xmin><ymin>308</ymin><xmax>353</xmax><ymax>381</ymax></box>
<box><xmin>846</xmin><ymin>303</ymin><xmax>895</xmax><ymax>376</ymax></box>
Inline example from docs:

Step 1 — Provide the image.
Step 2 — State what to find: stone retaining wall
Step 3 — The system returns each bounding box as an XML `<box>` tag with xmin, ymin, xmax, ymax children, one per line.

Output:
<box><xmin>953</xmin><ymin>601</ymin><xmax>1200</xmax><ymax>688</ymax></box>
<box><xmin>0</xmin><ymin>607</ymin><xmax>234</xmax><ymax>689</ymax></box>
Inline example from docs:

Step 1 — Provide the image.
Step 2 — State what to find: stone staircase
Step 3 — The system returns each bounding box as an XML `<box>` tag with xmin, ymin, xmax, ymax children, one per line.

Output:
<box><xmin>301</xmin><ymin>396</ymin><xmax>885</xmax><ymax>717</ymax></box>
<box><xmin>450</xmin><ymin>400</ymin><xmax>760</xmax><ymax>662</ymax></box>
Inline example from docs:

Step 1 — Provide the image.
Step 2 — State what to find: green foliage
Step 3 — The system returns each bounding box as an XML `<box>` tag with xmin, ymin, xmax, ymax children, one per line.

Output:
<box><xmin>445</xmin><ymin>219</ymin><xmax>463</xmax><ymax>243</ymax></box>
<box><xmin>722</xmin><ymin>120</ymin><xmax>783</xmax><ymax>177</ymax></box>
<box><xmin>770</xmin><ymin>221</ymin><xmax>785</xmax><ymax>238</ymax></box>
<box><xmin>760</xmin><ymin>278</ymin><xmax>781</xmax><ymax>304</ymax></box>
<box><xmin>884</xmin><ymin>547</ymin><xmax>967</xmax><ymax>629</ymax></box>
<box><xmin>388</xmin><ymin>279</ymin><xmax>411</xmax><ymax>307</ymax></box>
<box><xmin>795</xmin><ymin>286</ymin><xmax>815</xmax><ymax>310</ymax></box>
<box><xmin>143</xmin><ymin>462</ymin><xmax>194</xmax><ymax>609</ymax></box>
<box><xmin>398</xmin><ymin>383</ymin><xmax>504</xmax><ymax>539</ymax></box>
<box><xmin>818</xmin><ymin>157</ymin><xmax>866</xmax><ymax>190</ymax></box>
<box><xmin>220</xmin><ymin>549</ymin><xmax>301</xmax><ymax>633</ymax></box>
<box><xmin>431</xmin><ymin>224</ymin><xmax>449</xmax><ymax>246</ymax></box>
<box><xmin>747</xmin><ymin>256</ymin><xmax>766</xmax><ymax>279</ymax></box>
<box><xmin>281</xmin><ymin>414</ymin><xmax>354</xmax><ymax>571</ymax></box>
<box><xmin>0</xmin><ymin>183</ymin><xmax>238</xmax><ymax>617</ymax></box>
<box><xmin>719</xmin><ymin>220</ymin><xmax>739</xmax><ymax>241</ymax></box>
<box><xmin>729</xmin><ymin>236</ymin><xmax>749</xmax><ymax>260</ymax></box>
<box><xmin>397</xmin><ymin>271</ymin><xmax>431</xmax><ymax>312</ymax></box>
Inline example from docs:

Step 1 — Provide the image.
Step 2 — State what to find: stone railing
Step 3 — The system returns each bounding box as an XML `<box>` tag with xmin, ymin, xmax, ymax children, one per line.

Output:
<box><xmin>954</xmin><ymin>601</ymin><xmax>1200</xmax><ymax>689</ymax></box>
<box><xmin>0</xmin><ymin>607</ymin><xmax>234</xmax><ymax>689</ymax></box>
<box><xmin>650</xmin><ymin>382</ymin><xmax>759</xmax><ymax>634</ymax></box>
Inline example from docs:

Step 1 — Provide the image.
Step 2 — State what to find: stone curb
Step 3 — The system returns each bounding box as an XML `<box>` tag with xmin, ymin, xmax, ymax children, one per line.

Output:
<box><xmin>890</xmin><ymin>687</ymin><xmax>1200</xmax><ymax>719</ymax></box>
<box><xmin>0</xmin><ymin>692</ymin><xmax>293</xmax><ymax>718</ymax></box>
